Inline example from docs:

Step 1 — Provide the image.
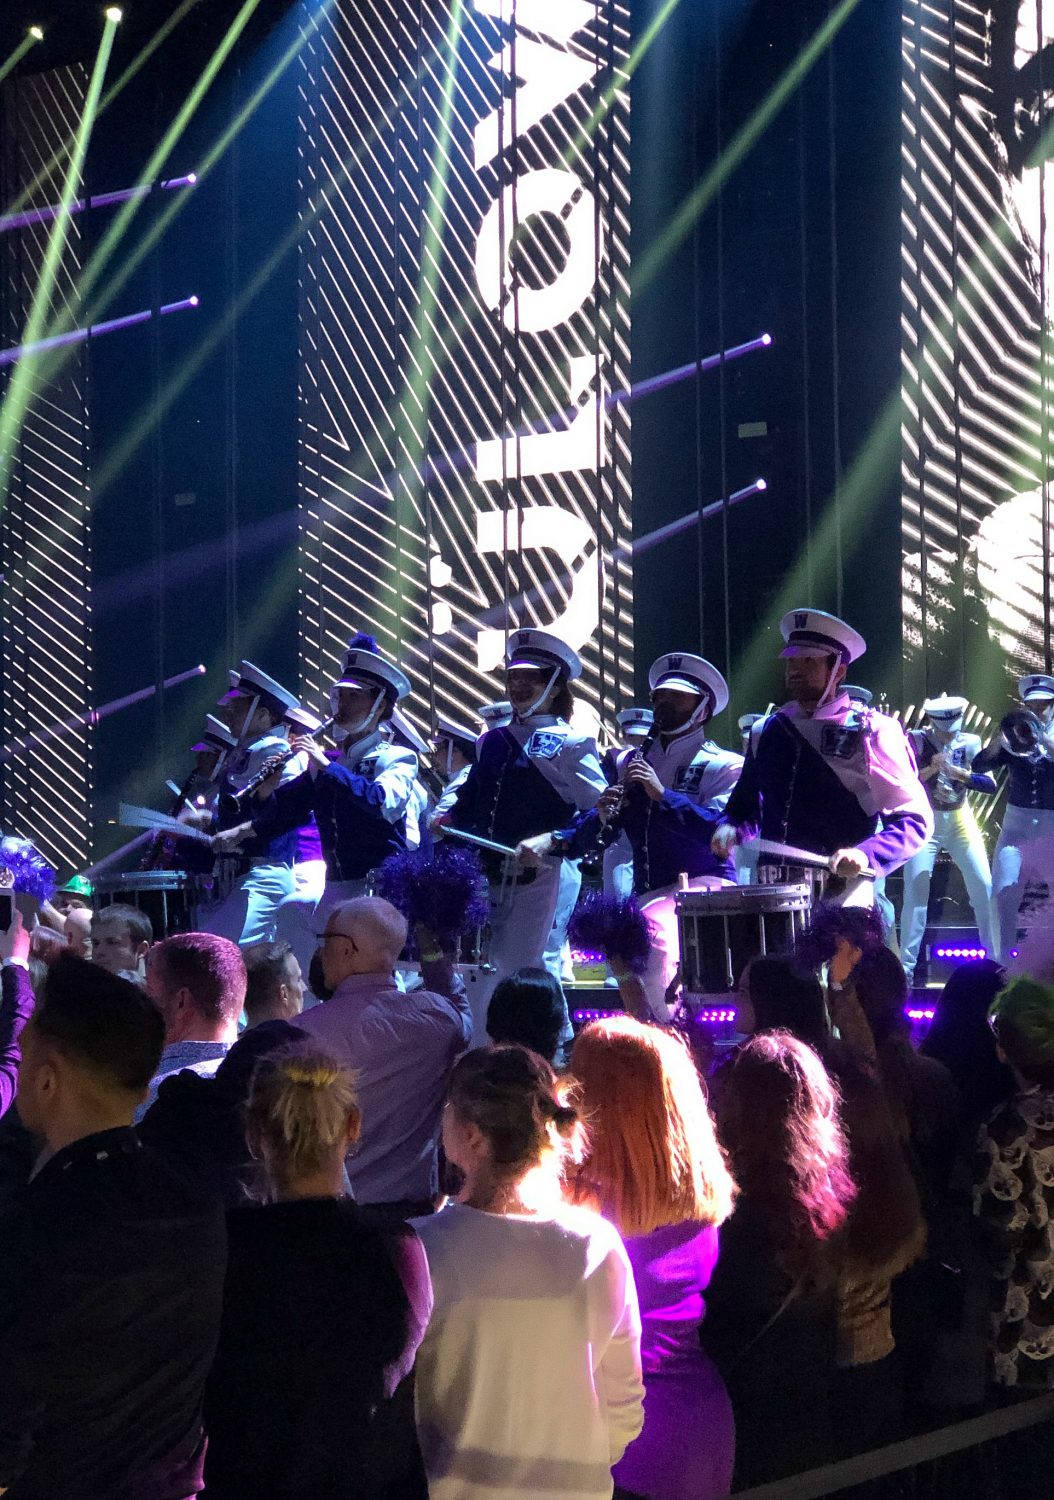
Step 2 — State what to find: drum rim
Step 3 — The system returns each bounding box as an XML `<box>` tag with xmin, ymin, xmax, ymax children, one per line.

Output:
<box><xmin>675</xmin><ymin>881</ymin><xmax>812</xmax><ymax>910</ymax></box>
<box><xmin>93</xmin><ymin>872</ymin><xmax>193</xmax><ymax>891</ymax></box>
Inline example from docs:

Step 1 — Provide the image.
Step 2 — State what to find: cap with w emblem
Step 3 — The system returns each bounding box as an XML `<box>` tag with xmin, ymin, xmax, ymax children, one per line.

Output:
<box><xmin>648</xmin><ymin>653</ymin><xmax>729</xmax><ymax>715</ymax></box>
<box><xmin>779</xmin><ymin>608</ymin><xmax>865</xmax><ymax>664</ymax></box>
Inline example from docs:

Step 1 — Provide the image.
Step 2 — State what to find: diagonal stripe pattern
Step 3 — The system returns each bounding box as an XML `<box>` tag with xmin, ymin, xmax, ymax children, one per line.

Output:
<box><xmin>0</xmin><ymin>66</ymin><xmax>93</xmax><ymax>874</ymax></box>
<box><xmin>297</xmin><ymin>0</ymin><xmax>632</xmax><ymax>735</ymax></box>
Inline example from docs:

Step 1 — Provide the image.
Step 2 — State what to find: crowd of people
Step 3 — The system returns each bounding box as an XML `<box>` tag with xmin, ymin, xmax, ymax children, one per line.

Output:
<box><xmin>0</xmin><ymin>879</ymin><xmax>1051</xmax><ymax>1500</ymax></box>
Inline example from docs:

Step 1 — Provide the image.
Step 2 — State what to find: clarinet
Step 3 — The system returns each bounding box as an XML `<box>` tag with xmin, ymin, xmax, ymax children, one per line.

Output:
<box><xmin>140</xmin><ymin>765</ymin><xmax>200</xmax><ymax>870</ymax></box>
<box><xmin>580</xmin><ymin>727</ymin><xmax>660</xmax><ymax>875</ymax></box>
<box><xmin>224</xmin><ymin>716</ymin><xmax>336</xmax><ymax>816</ymax></box>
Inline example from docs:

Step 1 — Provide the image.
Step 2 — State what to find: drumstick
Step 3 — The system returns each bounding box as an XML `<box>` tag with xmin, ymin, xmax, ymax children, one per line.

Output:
<box><xmin>753</xmin><ymin>838</ymin><xmax>877</xmax><ymax>880</ymax></box>
<box><xmin>440</xmin><ymin>826</ymin><xmax>520</xmax><ymax>859</ymax></box>
<box><xmin>118</xmin><ymin>802</ymin><xmax>213</xmax><ymax>845</ymax></box>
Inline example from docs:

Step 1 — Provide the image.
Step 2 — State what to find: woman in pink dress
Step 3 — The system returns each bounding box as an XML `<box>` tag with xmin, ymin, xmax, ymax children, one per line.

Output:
<box><xmin>570</xmin><ymin>1017</ymin><xmax>738</xmax><ymax>1500</ymax></box>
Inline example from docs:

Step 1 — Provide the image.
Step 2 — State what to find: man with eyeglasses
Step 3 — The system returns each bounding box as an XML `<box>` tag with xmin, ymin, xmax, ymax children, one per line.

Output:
<box><xmin>295</xmin><ymin>896</ymin><xmax>471</xmax><ymax>1223</ymax></box>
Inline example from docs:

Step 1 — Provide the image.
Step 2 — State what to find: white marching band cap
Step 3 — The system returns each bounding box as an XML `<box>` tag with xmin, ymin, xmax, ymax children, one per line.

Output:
<box><xmin>285</xmin><ymin>703</ymin><xmax>325</xmax><ymax>735</ymax></box>
<box><xmin>923</xmin><ymin>692</ymin><xmax>967</xmax><ymax>725</ymax></box>
<box><xmin>843</xmin><ymin>685</ymin><xmax>873</xmax><ymax>706</ymax></box>
<box><xmin>648</xmin><ymin>653</ymin><xmax>730</xmax><ymax>716</ymax></box>
<box><xmin>192</xmin><ymin>714</ymin><xmax>238</xmax><ymax>755</ymax></box>
<box><xmin>779</xmin><ymin>609</ymin><xmax>866</xmax><ymax>664</ymax></box>
<box><xmin>334</xmin><ymin>632</ymin><xmax>411</xmax><ymax>702</ymax></box>
<box><xmin>505</xmin><ymin>628</ymin><xmax>583</xmax><ymax>681</ymax></box>
<box><xmin>1019</xmin><ymin>674</ymin><xmax>1054</xmax><ymax>702</ymax></box>
<box><xmin>389</xmin><ymin>705</ymin><xmax>430</xmax><ymax>756</ymax></box>
<box><xmin>738</xmin><ymin>711</ymin><xmax>764</xmax><ymax>732</ymax></box>
<box><xmin>219</xmin><ymin>661</ymin><xmax>299</xmax><ymax>718</ymax></box>
<box><xmin>477</xmin><ymin>700</ymin><xmax>513</xmax><ymax>727</ymax></box>
<box><xmin>616</xmin><ymin>707</ymin><xmax>654</xmax><ymax>736</ymax></box>
<box><xmin>435</xmin><ymin>714</ymin><xmax>479</xmax><ymax>749</ymax></box>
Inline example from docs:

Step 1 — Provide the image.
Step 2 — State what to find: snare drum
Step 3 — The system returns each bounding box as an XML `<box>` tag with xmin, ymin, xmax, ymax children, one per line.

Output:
<box><xmin>675</xmin><ymin>883</ymin><xmax>812</xmax><ymax>997</ymax></box>
<box><xmin>93</xmin><ymin>871</ymin><xmax>198</xmax><ymax>939</ymax></box>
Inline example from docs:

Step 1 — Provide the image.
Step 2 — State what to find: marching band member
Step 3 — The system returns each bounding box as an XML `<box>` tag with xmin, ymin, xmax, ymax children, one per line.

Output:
<box><xmin>389</xmin><ymin>705</ymin><xmax>433</xmax><ymax>850</ymax></box>
<box><xmin>439</xmin><ymin>628</ymin><xmax>606</xmax><ymax>1041</ymax></box>
<box><xmin>430</xmin><ymin>714</ymin><xmax>478</xmax><ymax>826</ymax></box>
<box><xmin>713</xmin><ymin>610</ymin><xmax>932</xmax><ymax>896</ymax></box>
<box><xmin>899</xmin><ymin>694</ymin><xmax>997</xmax><ymax>981</ymax></box>
<box><xmin>204</xmin><ymin>661</ymin><xmax>306</xmax><ymax>947</ymax></box>
<box><xmin>734</xmin><ymin>712</ymin><xmax>765</xmax><ymax>885</ymax></box>
<box><xmin>283</xmin><ymin>704</ymin><xmax>329</xmax><ymax>913</ymax></box>
<box><xmin>533</xmin><ymin>654</ymin><xmax>743</xmax><ymax>1022</ymax></box>
<box><xmin>217</xmin><ymin>635</ymin><xmax>417</xmax><ymax>972</ymax></box>
<box><xmin>840</xmin><ymin>684</ymin><xmax>900</xmax><ymax>943</ymax></box>
<box><xmin>975</xmin><ymin>673</ymin><xmax>1054</xmax><ymax>960</ymax></box>
<box><xmin>477</xmin><ymin>699</ymin><xmax>513</xmax><ymax>732</ymax></box>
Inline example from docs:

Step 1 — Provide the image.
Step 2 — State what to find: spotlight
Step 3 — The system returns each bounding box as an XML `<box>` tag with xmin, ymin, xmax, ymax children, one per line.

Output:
<box><xmin>28</xmin><ymin>24</ymin><xmax>44</xmax><ymax>41</ymax></box>
<box><xmin>104</xmin><ymin>6</ymin><xmax>123</xmax><ymax>22</ymax></box>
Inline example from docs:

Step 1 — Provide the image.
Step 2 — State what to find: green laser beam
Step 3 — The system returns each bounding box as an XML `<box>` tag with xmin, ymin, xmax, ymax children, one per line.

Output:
<box><xmin>0</xmin><ymin>33</ymin><xmax>38</xmax><ymax>91</ymax></box>
<box><xmin>634</xmin><ymin>0</ymin><xmax>863</xmax><ymax>295</ymax></box>
<box><xmin>0</xmin><ymin>17</ymin><xmax>117</xmax><ymax>499</ymax></box>
<box><xmin>1</xmin><ymin>0</ymin><xmax>204</xmax><ymax>222</ymax></box>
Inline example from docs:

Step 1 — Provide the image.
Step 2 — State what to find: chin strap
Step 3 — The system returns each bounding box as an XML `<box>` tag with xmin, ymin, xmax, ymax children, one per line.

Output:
<box><xmin>514</xmin><ymin>666</ymin><xmax>560</xmax><ymax>722</ymax></box>
<box><xmin>817</xmin><ymin>660</ymin><xmax>844</xmax><ymax>711</ymax></box>
<box><xmin>331</xmin><ymin>687</ymin><xmax>384</xmax><ymax>743</ymax></box>
<box><xmin>443</xmin><ymin>741</ymin><xmax>454</xmax><ymax>780</ymax></box>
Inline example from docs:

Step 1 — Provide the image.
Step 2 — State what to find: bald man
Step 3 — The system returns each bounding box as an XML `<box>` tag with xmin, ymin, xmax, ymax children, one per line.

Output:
<box><xmin>294</xmin><ymin>897</ymin><xmax>471</xmax><ymax>1219</ymax></box>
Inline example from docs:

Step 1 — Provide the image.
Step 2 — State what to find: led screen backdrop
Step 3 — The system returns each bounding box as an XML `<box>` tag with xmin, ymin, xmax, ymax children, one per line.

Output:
<box><xmin>296</xmin><ymin>0</ymin><xmax>632</xmax><ymax>733</ymax></box>
<box><xmin>0</xmin><ymin>67</ymin><xmax>94</xmax><ymax>875</ymax></box>
<box><xmin>902</xmin><ymin>0</ymin><xmax>1054</xmax><ymax>701</ymax></box>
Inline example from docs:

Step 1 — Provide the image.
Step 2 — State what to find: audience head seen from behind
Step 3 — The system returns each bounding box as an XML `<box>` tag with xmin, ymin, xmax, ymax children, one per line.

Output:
<box><xmin>486</xmin><ymin>966</ymin><xmax>567</xmax><ymax>1064</ymax></box>
<box><xmin>17</xmin><ymin>955</ymin><xmax>165</xmax><ymax>1152</ymax></box>
<box><xmin>244</xmin><ymin>1041</ymin><xmax>360</xmax><ymax>1202</ymax></box>
<box><xmin>64</xmin><ymin>906</ymin><xmax>92</xmax><ymax>959</ymax></box>
<box><xmin>922</xmin><ymin>958</ymin><xmax>1013</xmax><ymax>1121</ymax></box>
<box><xmin>317</xmin><ymin>896</ymin><xmax>407</xmax><ymax>993</ymax></box>
<box><xmin>738</xmin><ymin>956</ymin><xmax>830</xmax><ymax>1052</ymax></box>
<box><xmin>988</xmin><ymin>977</ymin><xmax>1054</xmax><ymax>1089</ymax></box>
<box><xmin>244</xmin><ymin>941</ymin><xmax>306</xmax><ymax>1026</ymax></box>
<box><xmin>443</xmin><ymin>1045</ymin><xmax>580</xmax><ymax>1214</ymax></box>
<box><xmin>850</xmin><ymin>946</ymin><xmax>910</xmax><ymax>1047</ymax></box>
<box><xmin>717</xmin><ymin>1032</ymin><xmax>855</xmax><ymax>1287</ymax></box>
<box><xmin>91</xmin><ymin>903</ymin><xmax>153</xmax><ymax>976</ymax></box>
<box><xmin>571</xmin><ymin>1016</ymin><xmax>736</xmax><ymax>1237</ymax></box>
<box><xmin>146</xmin><ymin>932</ymin><xmax>246</xmax><ymax>1044</ymax></box>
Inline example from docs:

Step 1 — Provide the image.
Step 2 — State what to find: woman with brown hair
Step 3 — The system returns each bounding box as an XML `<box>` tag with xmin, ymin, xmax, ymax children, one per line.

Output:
<box><xmin>570</xmin><ymin>1017</ymin><xmax>737</xmax><ymax>1500</ymax></box>
<box><xmin>412</xmin><ymin>1045</ymin><xmax>644</xmax><ymax>1500</ymax></box>
<box><xmin>703</xmin><ymin>1032</ymin><xmax>856</xmax><ymax>1489</ymax></box>
<box><xmin>201</xmin><ymin>1042</ymin><xmax>432</xmax><ymax>1499</ymax></box>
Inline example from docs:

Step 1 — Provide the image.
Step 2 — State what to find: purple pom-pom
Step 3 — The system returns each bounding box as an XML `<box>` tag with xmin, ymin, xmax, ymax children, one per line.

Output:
<box><xmin>375</xmin><ymin>844</ymin><xmax>490</xmax><ymax>943</ymax></box>
<box><xmin>569</xmin><ymin>892</ymin><xmax>652</xmax><ymax>976</ymax></box>
<box><xmin>0</xmin><ymin>836</ymin><xmax>56</xmax><ymax>903</ymax></box>
<box><xmin>348</xmin><ymin>631</ymin><xmax>378</xmax><ymax>653</ymax></box>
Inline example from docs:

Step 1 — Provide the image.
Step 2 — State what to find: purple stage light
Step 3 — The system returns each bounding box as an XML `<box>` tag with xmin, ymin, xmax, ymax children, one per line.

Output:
<box><xmin>0</xmin><ymin>664</ymin><xmax>206</xmax><ymax>764</ymax></box>
<box><xmin>0</xmin><ymin>296</ymin><xmax>199</xmax><ymax>368</ymax></box>
<box><xmin>607</xmin><ymin>333</ymin><xmax>773</xmax><ymax>406</ymax></box>
<box><xmin>0</xmin><ymin>174</ymin><xmax>197</xmax><ymax>235</ymax></box>
<box><xmin>931</xmin><ymin>945</ymin><xmax>987</xmax><ymax>960</ymax></box>
<box><xmin>624</xmin><ymin>480</ymin><xmax>769</xmax><ymax>561</ymax></box>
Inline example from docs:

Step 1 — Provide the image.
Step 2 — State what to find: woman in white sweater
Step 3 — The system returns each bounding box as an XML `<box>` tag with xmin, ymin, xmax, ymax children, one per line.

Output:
<box><xmin>412</xmin><ymin>1046</ymin><xmax>644</xmax><ymax>1500</ymax></box>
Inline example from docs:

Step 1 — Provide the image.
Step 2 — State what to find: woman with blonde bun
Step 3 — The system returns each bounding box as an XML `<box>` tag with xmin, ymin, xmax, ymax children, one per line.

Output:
<box><xmin>202</xmin><ymin>1042</ymin><xmax>432</xmax><ymax>1499</ymax></box>
<box><xmin>570</xmin><ymin>1016</ymin><xmax>737</xmax><ymax>1500</ymax></box>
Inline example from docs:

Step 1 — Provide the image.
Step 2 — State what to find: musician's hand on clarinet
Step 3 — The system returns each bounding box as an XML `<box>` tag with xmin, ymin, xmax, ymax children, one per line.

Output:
<box><xmin>829</xmin><ymin>846</ymin><xmax>870</xmax><ymax>879</ymax></box>
<box><xmin>710</xmin><ymin>823</ymin><xmax>738</xmax><ymax>859</ymax></box>
<box><xmin>211</xmin><ymin>822</ymin><xmax>253</xmax><ymax>854</ymax></box>
<box><xmin>290</xmin><ymin>732</ymin><xmax>328</xmax><ymax>773</ymax></box>
<box><xmin>178</xmin><ymin>806</ymin><xmax>213</xmax><ymax>831</ymax></box>
<box><xmin>516</xmin><ymin>833</ymin><xmax>554</xmax><ymax>868</ymax></box>
<box><xmin>624</xmin><ymin>761</ymin><xmax>664</xmax><ymax>801</ymax></box>
<box><xmin>596</xmin><ymin>787</ymin><xmax>623</xmax><ymax>825</ymax></box>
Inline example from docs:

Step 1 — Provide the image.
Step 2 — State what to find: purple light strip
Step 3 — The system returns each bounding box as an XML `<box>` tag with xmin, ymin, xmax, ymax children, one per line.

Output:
<box><xmin>624</xmin><ymin>480</ymin><xmax>768</xmax><ymax>561</ymax></box>
<box><xmin>0</xmin><ymin>664</ymin><xmax>206</xmax><ymax>764</ymax></box>
<box><xmin>932</xmin><ymin>946</ymin><xmax>987</xmax><ymax>959</ymax></box>
<box><xmin>0</xmin><ymin>295</ymin><xmax>199</xmax><ymax>368</ymax></box>
<box><xmin>0</xmin><ymin>173</ymin><xmax>197</xmax><ymax>235</ymax></box>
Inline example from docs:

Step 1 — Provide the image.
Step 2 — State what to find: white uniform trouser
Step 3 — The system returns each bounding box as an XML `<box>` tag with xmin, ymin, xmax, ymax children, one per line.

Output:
<box><xmin>639</xmin><ymin>876</ymin><xmax>730</xmax><ymax>1024</ymax></box>
<box><xmin>292</xmin><ymin>858</ymin><xmax>326</xmax><ymax>905</ymax></box>
<box><xmin>202</xmin><ymin>861</ymin><xmax>295</xmax><ymax>948</ymax></box>
<box><xmin>900</xmin><ymin>805</ymin><xmax>994</xmax><ymax>975</ymax></box>
<box><xmin>543</xmin><ymin>858</ymin><xmax>582</xmax><ymax>985</ymax></box>
<box><xmin>603</xmin><ymin>834</ymin><xmax>635</xmax><ymax>900</ymax></box>
<box><xmin>992</xmin><ymin>805</ymin><xmax>1054</xmax><ymax>961</ymax></box>
<box><xmin>275</xmin><ymin>877</ymin><xmax>368</xmax><ymax>978</ymax></box>
<box><xmin>469</xmin><ymin>858</ymin><xmax>563</xmax><ymax>1047</ymax></box>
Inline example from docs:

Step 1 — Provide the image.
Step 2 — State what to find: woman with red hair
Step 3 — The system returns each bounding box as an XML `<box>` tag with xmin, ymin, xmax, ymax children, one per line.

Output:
<box><xmin>570</xmin><ymin>1017</ymin><xmax>737</xmax><ymax>1500</ymax></box>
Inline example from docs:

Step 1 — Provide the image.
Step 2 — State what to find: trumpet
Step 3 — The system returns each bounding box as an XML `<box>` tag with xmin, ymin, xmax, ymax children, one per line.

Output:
<box><xmin>999</xmin><ymin>707</ymin><xmax>1054</xmax><ymax>762</ymax></box>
